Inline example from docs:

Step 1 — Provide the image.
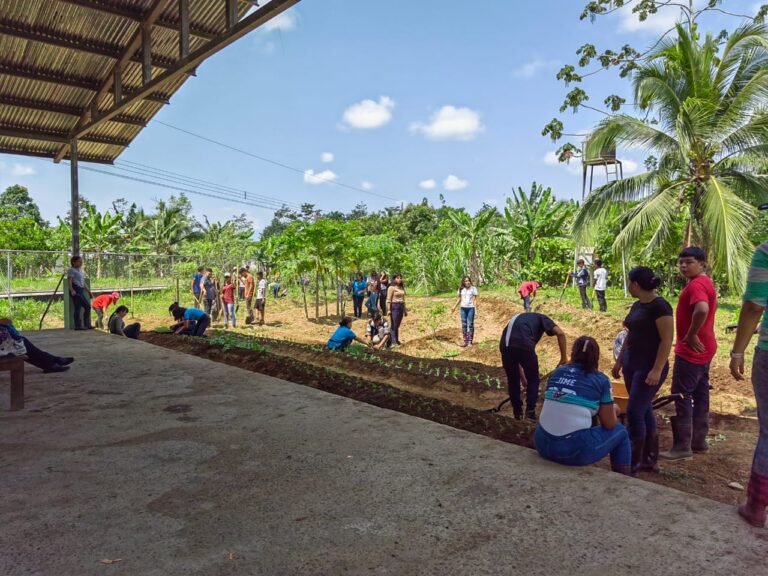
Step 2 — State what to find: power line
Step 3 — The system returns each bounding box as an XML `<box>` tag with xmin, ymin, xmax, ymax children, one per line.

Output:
<box><xmin>155</xmin><ymin>120</ymin><xmax>398</xmax><ymax>201</ymax></box>
<box><xmin>72</xmin><ymin>164</ymin><xmax>295</xmax><ymax>212</ymax></box>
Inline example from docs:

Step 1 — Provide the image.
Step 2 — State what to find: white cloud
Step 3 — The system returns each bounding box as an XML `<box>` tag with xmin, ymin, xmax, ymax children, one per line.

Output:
<box><xmin>618</xmin><ymin>2</ymin><xmax>687</xmax><ymax>33</ymax></box>
<box><xmin>361</xmin><ymin>181</ymin><xmax>373</xmax><ymax>191</ymax></box>
<box><xmin>419</xmin><ymin>179</ymin><xmax>436</xmax><ymax>190</ymax></box>
<box><xmin>623</xmin><ymin>159</ymin><xmax>639</xmax><ymax>174</ymax></box>
<box><xmin>263</xmin><ymin>10</ymin><xmax>298</xmax><ymax>32</ymax></box>
<box><xmin>443</xmin><ymin>175</ymin><xmax>468</xmax><ymax>191</ymax></box>
<box><xmin>410</xmin><ymin>106</ymin><xmax>485</xmax><ymax>141</ymax></box>
<box><xmin>514</xmin><ymin>58</ymin><xmax>560</xmax><ymax>78</ymax></box>
<box><xmin>303</xmin><ymin>169</ymin><xmax>338</xmax><ymax>185</ymax></box>
<box><xmin>321</xmin><ymin>152</ymin><xmax>334</xmax><ymax>163</ymax></box>
<box><xmin>10</xmin><ymin>163</ymin><xmax>35</xmax><ymax>176</ymax></box>
<box><xmin>341</xmin><ymin>96</ymin><xmax>395</xmax><ymax>129</ymax></box>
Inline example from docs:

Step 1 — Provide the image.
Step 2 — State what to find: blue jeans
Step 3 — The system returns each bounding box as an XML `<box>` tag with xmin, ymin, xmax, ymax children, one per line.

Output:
<box><xmin>535</xmin><ymin>423</ymin><xmax>631</xmax><ymax>467</ymax></box>
<box><xmin>752</xmin><ymin>349</ymin><xmax>768</xmax><ymax>476</ymax></box>
<box><xmin>224</xmin><ymin>303</ymin><xmax>236</xmax><ymax>327</ymax></box>
<box><xmin>623</xmin><ymin>353</ymin><xmax>668</xmax><ymax>442</ymax></box>
<box><xmin>460</xmin><ymin>307</ymin><xmax>475</xmax><ymax>334</ymax></box>
<box><xmin>522</xmin><ymin>295</ymin><xmax>531</xmax><ymax>312</ymax></box>
<box><xmin>71</xmin><ymin>286</ymin><xmax>91</xmax><ymax>329</ymax></box>
<box><xmin>390</xmin><ymin>303</ymin><xmax>404</xmax><ymax>345</ymax></box>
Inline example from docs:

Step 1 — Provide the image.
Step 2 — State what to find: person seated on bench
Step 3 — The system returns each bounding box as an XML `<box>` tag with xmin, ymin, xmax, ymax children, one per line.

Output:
<box><xmin>169</xmin><ymin>303</ymin><xmax>210</xmax><ymax>337</ymax></box>
<box><xmin>328</xmin><ymin>317</ymin><xmax>371</xmax><ymax>351</ymax></box>
<box><xmin>108</xmin><ymin>306</ymin><xmax>141</xmax><ymax>339</ymax></box>
<box><xmin>0</xmin><ymin>318</ymin><xmax>74</xmax><ymax>373</ymax></box>
<box><xmin>534</xmin><ymin>336</ymin><xmax>632</xmax><ymax>476</ymax></box>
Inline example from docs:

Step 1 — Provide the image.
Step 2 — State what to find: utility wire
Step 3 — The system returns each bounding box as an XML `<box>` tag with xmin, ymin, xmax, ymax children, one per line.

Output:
<box><xmin>155</xmin><ymin>120</ymin><xmax>398</xmax><ymax>202</ymax></box>
<box><xmin>72</xmin><ymin>164</ymin><xmax>294</xmax><ymax>212</ymax></box>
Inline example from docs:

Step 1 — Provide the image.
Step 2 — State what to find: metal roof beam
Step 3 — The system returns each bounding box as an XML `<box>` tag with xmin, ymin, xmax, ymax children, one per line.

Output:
<box><xmin>73</xmin><ymin>0</ymin><xmax>301</xmax><ymax>141</ymax></box>
<box><xmin>0</xmin><ymin>94</ymin><xmax>146</xmax><ymax>126</ymax></box>
<box><xmin>0</xmin><ymin>124</ymin><xmax>131</xmax><ymax>147</ymax></box>
<box><xmin>54</xmin><ymin>0</ymin><xmax>218</xmax><ymax>40</ymax></box>
<box><xmin>0</xmin><ymin>147</ymin><xmax>112</xmax><ymax>164</ymax></box>
<box><xmin>54</xmin><ymin>0</ymin><xmax>173</xmax><ymax>162</ymax></box>
<box><xmin>0</xmin><ymin>19</ymin><xmax>175</xmax><ymax>69</ymax></box>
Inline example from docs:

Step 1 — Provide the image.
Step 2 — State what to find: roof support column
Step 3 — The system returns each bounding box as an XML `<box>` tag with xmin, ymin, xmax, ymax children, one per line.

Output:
<box><xmin>179</xmin><ymin>0</ymin><xmax>190</xmax><ymax>58</ymax></box>
<box><xmin>226</xmin><ymin>0</ymin><xmax>237</xmax><ymax>29</ymax></box>
<box><xmin>70</xmin><ymin>139</ymin><xmax>80</xmax><ymax>257</ymax></box>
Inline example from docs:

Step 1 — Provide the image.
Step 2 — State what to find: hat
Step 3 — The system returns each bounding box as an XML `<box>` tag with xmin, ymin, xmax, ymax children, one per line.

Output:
<box><xmin>224</xmin><ymin>272</ymin><xmax>231</xmax><ymax>277</ymax></box>
<box><xmin>759</xmin><ymin>203</ymin><xmax>768</xmax><ymax>211</ymax></box>
<box><xmin>112</xmin><ymin>291</ymin><xmax>120</xmax><ymax>299</ymax></box>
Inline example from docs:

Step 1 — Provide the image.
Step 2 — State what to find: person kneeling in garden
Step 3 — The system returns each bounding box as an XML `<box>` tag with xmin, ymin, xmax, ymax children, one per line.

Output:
<box><xmin>367</xmin><ymin>314</ymin><xmax>391</xmax><ymax>350</ymax></box>
<box><xmin>108</xmin><ymin>306</ymin><xmax>141</xmax><ymax>339</ymax></box>
<box><xmin>327</xmin><ymin>317</ymin><xmax>371</xmax><ymax>351</ymax></box>
<box><xmin>535</xmin><ymin>336</ymin><xmax>633</xmax><ymax>476</ymax></box>
<box><xmin>169</xmin><ymin>303</ymin><xmax>210</xmax><ymax>337</ymax></box>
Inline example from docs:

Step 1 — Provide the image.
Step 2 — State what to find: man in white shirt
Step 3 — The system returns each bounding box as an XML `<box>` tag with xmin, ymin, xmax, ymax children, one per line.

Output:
<box><xmin>593</xmin><ymin>259</ymin><xmax>608</xmax><ymax>312</ymax></box>
<box><xmin>255</xmin><ymin>271</ymin><xmax>267</xmax><ymax>326</ymax></box>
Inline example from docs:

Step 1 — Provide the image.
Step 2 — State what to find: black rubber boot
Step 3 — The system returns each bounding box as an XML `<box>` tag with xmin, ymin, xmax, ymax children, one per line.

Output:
<box><xmin>660</xmin><ymin>416</ymin><xmax>693</xmax><ymax>460</ymax></box>
<box><xmin>691</xmin><ymin>413</ymin><xmax>710</xmax><ymax>453</ymax></box>
<box><xmin>641</xmin><ymin>430</ymin><xmax>660</xmax><ymax>472</ymax></box>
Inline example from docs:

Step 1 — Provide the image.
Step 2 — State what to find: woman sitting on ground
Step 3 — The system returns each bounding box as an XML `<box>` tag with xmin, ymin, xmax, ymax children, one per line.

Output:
<box><xmin>367</xmin><ymin>313</ymin><xmax>391</xmax><ymax>350</ymax></box>
<box><xmin>327</xmin><ymin>317</ymin><xmax>371</xmax><ymax>351</ymax></box>
<box><xmin>169</xmin><ymin>302</ymin><xmax>210</xmax><ymax>337</ymax></box>
<box><xmin>535</xmin><ymin>336</ymin><xmax>632</xmax><ymax>475</ymax></box>
<box><xmin>108</xmin><ymin>305</ymin><xmax>141</xmax><ymax>339</ymax></box>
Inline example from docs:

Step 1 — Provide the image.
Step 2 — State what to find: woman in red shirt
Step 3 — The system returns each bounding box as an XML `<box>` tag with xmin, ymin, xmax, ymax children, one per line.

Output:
<box><xmin>221</xmin><ymin>273</ymin><xmax>236</xmax><ymax>328</ymax></box>
<box><xmin>92</xmin><ymin>291</ymin><xmax>120</xmax><ymax>330</ymax></box>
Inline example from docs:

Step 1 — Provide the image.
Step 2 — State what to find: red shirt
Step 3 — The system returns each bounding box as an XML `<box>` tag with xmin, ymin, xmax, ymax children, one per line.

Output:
<box><xmin>518</xmin><ymin>281</ymin><xmax>539</xmax><ymax>298</ymax></box>
<box><xmin>91</xmin><ymin>294</ymin><xmax>117</xmax><ymax>310</ymax></box>
<box><xmin>674</xmin><ymin>274</ymin><xmax>717</xmax><ymax>364</ymax></box>
<box><xmin>221</xmin><ymin>284</ymin><xmax>235</xmax><ymax>304</ymax></box>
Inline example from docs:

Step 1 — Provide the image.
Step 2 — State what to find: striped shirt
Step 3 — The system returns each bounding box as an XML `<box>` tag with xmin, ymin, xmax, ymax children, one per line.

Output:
<box><xmin>744</xmin><ymin>242</ymin><xmax>768</xmax><ymax>351</ymax></box>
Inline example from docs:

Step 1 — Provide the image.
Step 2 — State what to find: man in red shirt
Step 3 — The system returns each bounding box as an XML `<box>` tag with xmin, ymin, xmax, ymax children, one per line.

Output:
<box><xmin>518</xmin><ymin>280</ymin><xmax>540</xmax><ymax>312</ymax></box>
<box><xmin>661</xmin><ymin>247</ymin><xmax>717</xmax><ymax>461</ymax></box>
<box><xmin>91</xmin><ymin>291</ymin><xmax>120</xmax><ymax>330</ymax></box>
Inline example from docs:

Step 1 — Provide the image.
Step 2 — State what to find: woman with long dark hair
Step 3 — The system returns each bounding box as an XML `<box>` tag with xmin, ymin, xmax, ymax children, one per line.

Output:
<box><xmin>612</xmin><ymin>267</ymin><xmax>674</xmax><ymax>474</ymax></box>
<box><xmin>351</xmin><ymin>273</ymin><xmax>366</xmax><ymax>319</ymax></box>
<box><xmin>535</xmin><ymin>336</ymin><xmax>632</xmax><ymax>475</ymax></box>
<box><xmin>169</xmin><ymin>302</ymin><xmax>210</xmax><ymax>337</ymax></box>
<box><xmin>452</xmin><ymin>276</ymin><xmax>478</xmax><ymax>347</ymax></box>
<box><xmin>386</xmin><ymin>274</ymin><xmax>407</xmax><ymax>347</ymax></box>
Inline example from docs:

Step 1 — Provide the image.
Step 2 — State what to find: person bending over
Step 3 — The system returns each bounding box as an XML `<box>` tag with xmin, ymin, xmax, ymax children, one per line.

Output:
<box><xmin>108</xmin><ymin>306</ymin><xmax>141</xmax><ymax>339</ymax></box>
<box><xmin>535</xmin><ymin>336</ymin><xmax>632</xmax><ymax>476</ymax></box>
<box><xmin>169</xmin><ymin>303</ymin><xmax>210</xmax><ymax>337</ymax></box>
<box><xmin>517</xmin><ymin>280</ymin><xmax>539</xmax><ymax>313</ymax></box>
<box><xmin>327</xmin><ymin>317</ymin><xmax>371</xmax><ymax>351</ymax></box>
<box><xmin>367</xmin><ymin>314</ymin><xmax>391</xmax><ymax>350</ymax></box>
<box><xmin>92</xmin><ymin>291</ymin><xmax>120</xmax><ymax>330</ymax></box>
<box><xmin>499</xmin><ymin>311</ymin><xmax>567</xmax><ymax>420</ymax></box>
<box><xmin>0</xmin><ymin>318</ymin><xmax>74</xmax><ymax>373</ymax></box>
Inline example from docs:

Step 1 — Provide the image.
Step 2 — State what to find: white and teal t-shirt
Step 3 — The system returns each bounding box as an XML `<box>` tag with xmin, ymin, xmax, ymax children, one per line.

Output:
<box><xmin>744</xmin><ymin>242</ymin><xmax>768</xmax><ymax>351</ymax></box>
<box><xmin>538</xmin><ymin>364</ymin><xmax>614</xmax><ymax>436</ymax></box>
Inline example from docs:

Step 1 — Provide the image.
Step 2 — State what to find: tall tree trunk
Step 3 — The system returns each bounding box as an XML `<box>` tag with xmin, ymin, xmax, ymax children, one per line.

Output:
<box><xmin>300</xmin><ymin>277</ymin><xmax>309</xmax><ymax>320</ymax></box>
<box><xmin>315</xmin><ymin>271</ymin><xmax>320</xmax><ymax>320</ymax></box>
<box><xmin>323</xmin><ymin>274</ymin><xmax>329</xmax><ymax>317</ymax></box>
<box><xmin>96</xmin><ymin>252</ymin><xmax>102</xmax><ymax>279</ymax></box>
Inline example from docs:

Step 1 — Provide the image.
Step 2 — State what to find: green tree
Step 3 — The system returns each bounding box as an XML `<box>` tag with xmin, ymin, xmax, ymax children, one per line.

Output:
<box><xmin>574</xmin><ymin>23</ymin><xmax>768</xmax><ymax>290</ymax></box>
<box><xmin>78</xmin><ymin>205</ymin><xmax>123</xmax><ymax>278</ymax></box>
<box><xmin>0</xmin><ymin>185</ymin><xmax>45</xmax><ymax>226</ymax></box>
<box><xmin>446</xmin><ymin>207</ymin><xmax>497</xmax><ymax>284</ymax></box>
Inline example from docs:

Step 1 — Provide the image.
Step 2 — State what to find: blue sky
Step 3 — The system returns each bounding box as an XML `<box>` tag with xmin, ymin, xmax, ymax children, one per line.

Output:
<box><xmin>0</xmin><ymin>0</ymin><xmax>746</xmax><ymax>234</ymax></box>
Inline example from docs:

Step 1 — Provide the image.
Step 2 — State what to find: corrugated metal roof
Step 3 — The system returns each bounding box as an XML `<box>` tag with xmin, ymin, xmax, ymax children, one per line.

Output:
<box><xmin>0</xmin><ymin>0</ymin><xmax>279</xmax><ymax>163</ymax></box>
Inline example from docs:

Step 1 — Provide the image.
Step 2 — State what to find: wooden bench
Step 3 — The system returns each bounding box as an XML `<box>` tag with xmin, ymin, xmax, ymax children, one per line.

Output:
<box><xmin>0</xmin><ymin>355</ymin><xmax>26</xmax><ymax>410</ymax></box>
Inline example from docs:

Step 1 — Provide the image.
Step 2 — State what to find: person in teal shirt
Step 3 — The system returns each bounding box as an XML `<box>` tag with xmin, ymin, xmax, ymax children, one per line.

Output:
<box><xmin>169</xmin><ymin>302</ymin><xmax>210</xmax><ymax>337</ymax></box>
<box><xmin>328</xmin><ymin>317</ymin><xmax>371</xmax><ymax>350</ymax></box>
<box><xmin>351</xmin><ymin>273</ymin><xmax>367</xmax><ymax>319</ymax></box>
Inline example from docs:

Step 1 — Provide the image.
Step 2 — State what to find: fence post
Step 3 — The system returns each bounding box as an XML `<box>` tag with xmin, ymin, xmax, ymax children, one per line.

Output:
<box><xmin>129</xmin><ymin>254</ymin><xmax>134</xmax><ymax>318</ymax></box>
<box><xmin>6</xmin><ymin>251</ymin><xmax>12</xmax><ymax>309</ymax></box>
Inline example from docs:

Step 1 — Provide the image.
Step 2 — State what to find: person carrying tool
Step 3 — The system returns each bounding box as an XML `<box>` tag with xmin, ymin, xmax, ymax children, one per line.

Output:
<box><xmin>729</xmin><ymin>240</ymin><xmax>768</xmax><ymax>528</ymax></box>
<box><xmin>612</xmin><ymin>267</ymin><xmax>674</xmax><ymax>474</ymax></box>
<box><xmin>517</xmin><ymin>280</ymin><xmax>539</xmax><ymax>312</ymax></box>
<box><xmin>535</xmin><ymin>336</ymin><xmax>633</xmax><ymax>476</ymax></box>
<box><xmin>499</xmin><ymin>311</ymin><xmax>567</xmax><ymax>420</ymax></box>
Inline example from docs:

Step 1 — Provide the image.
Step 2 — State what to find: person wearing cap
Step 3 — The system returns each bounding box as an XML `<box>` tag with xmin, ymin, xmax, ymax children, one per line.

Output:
<box><xmin>570</xmin><ymin>259</ymin><xmax>592</xmax><ymax>310</ymax></box>
<box><xmin>221</xmin><ymin>272</ymin><xmax>237</xmax><ymax>328</ymax></box>
<box><xmin>92</xmin><ymin>291</ymin><xmax>121</xmax><ymax>330</ymax></box>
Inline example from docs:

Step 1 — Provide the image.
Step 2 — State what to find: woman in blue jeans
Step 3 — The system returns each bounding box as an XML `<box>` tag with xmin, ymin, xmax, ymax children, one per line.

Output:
<box><xmin>535</xmin><ymin>336</ymin><xmax>632</xmax><ymax>475</ymax></box>
<box><xmin>612</xmin><ymin>267</ymin><xmax>674</xmax><ymax>474</ymax></box>
<box><xmin>452</xmin><ymin>276</ymin><xmax>478</xmax><ymax>347</ymax></box>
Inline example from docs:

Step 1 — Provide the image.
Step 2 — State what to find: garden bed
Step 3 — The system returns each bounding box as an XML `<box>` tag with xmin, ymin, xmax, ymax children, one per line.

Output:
<box><xmin>142</xmin><ymin>331</ymin><xmax>760</xmax><ymax>506</ymax></box>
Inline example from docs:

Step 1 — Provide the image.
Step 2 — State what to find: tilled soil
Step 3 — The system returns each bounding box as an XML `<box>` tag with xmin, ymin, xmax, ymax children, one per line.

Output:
<box><xmin>142</xmin><ymin>331</ymin><xmax>760</xmax><ymax>506</ymax></box>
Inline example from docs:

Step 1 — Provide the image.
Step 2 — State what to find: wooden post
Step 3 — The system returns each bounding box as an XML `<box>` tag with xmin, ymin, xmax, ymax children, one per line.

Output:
<box><xmin>9</xmin><ymin>357</ymin><xmax>25</xmax><ymax>410</ymax></box>
<box><xmin>70</xmin><ymin>139</ymin><xmax>80</xmax><ymax>256</ymax></box>
<box><xmin>179</xmin><ymin>0</ymin><xmax>190</xmax><ymax>58</ymax></box>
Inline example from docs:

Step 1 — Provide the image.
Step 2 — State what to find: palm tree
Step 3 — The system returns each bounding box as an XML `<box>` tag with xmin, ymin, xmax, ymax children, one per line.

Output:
<box><xmin>78</xmin><ymin>205</ymin><xmax>123</xmax><ymax>278</ymax></box>
<box><xmin>497</xmin><ymin>182</ymin><xmax>576</xmax><ymax>265</ymax></box>
<box><xmin>575</xmin><ymin>22</ymin><xmax>768</xmax><ymax>289</ymax></box>
<box><xmin>446</xmin><ymin>208</ymin><xmax>496</xmax><ymax>284</ymax></box>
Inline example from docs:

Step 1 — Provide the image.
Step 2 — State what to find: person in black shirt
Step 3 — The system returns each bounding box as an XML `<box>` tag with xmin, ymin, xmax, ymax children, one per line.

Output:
<box><xmin>570</xmin><ymin>259</ymin><xmax>592</xmax><ymax>310</ymax></box>
<box><xmin>499</xmin><ymin>312</ymin><xmax>568</xmax><ymax>420</ymax></box>
<box><xmin>612</xmin><ymin>266</ymin><xmax>674</xmax><ymax>474</ymax></box>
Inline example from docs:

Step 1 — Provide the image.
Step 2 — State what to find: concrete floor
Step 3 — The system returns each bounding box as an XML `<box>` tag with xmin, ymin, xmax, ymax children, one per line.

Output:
<box><xmin>1</xmin><ymin>330</ymin><xmax>766</xmax><ymax>576</ymax></box>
